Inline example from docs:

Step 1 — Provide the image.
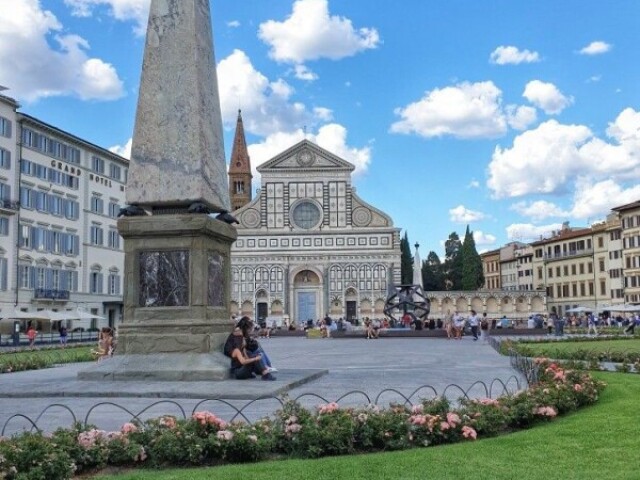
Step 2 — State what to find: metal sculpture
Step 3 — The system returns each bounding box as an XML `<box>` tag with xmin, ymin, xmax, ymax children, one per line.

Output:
<box><xmin>383</xmin><ymin>284</ymin><xmax>431</xmax><ymax>324</ymax></box>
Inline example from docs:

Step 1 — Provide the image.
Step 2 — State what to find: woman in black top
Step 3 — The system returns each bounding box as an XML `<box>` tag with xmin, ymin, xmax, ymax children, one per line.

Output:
<box><xmin>228</xmin><ymin>335</ymin><xmax>276</xmax><ymax>381</ymax></box>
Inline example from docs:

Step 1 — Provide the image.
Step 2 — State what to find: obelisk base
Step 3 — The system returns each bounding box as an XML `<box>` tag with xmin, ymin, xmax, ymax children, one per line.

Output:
<box><xmin>79</xmin><ymin>214</ymin><xmax>237</xmax><ymax>381</ymax></box>
<box><xmin>78</xmin><ymin>353</ymin><xmax>231</xmax><ymax>381</ymax></box>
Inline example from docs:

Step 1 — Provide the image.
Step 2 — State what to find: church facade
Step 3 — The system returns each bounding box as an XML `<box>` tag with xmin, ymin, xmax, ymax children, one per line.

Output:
<box><xmin>228</xmin><ymin>117</ymin><xmax>400</xmax><ymax>325</ymax></box>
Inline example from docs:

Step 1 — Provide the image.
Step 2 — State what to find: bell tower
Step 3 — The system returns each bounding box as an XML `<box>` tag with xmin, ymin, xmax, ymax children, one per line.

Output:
<box><xmin>228</xmin><ymin>110</ymin><xmax>252</xmax><ymax>211</ymax></box>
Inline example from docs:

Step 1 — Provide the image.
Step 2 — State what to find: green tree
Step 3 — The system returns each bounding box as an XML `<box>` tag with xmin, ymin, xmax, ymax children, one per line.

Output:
<box><xmin>443</xmin><ymin>232</ymin><xmax>462</xmax><ymax>290</ymax></box>
<box><xmin>460</xmin><ymin>225</ymin><xmax>485</xmax><ymax>290</ymax></box>
<box><xmin>400</xmin><ymin>231</ymin><xmax>413</xmax><ymax>285</ymax></box>
<box><xmin>422</xmin><ymin>251</ymin><xmax>444</xmax><ymax>291</ymax></box>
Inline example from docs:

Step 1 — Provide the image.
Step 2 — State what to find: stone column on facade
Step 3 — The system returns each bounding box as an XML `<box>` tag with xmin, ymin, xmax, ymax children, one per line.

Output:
<box><xmin>79</xmin><ymin>0</ymin><xmax>236</xmax><ymax>381</ymax></box>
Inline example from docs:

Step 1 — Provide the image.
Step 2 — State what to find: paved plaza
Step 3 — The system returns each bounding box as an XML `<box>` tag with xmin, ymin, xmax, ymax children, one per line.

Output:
<box><xmin>0</xmin><ymin>336</ymin><xmax>525</xmax><ymax>435</ymax></box>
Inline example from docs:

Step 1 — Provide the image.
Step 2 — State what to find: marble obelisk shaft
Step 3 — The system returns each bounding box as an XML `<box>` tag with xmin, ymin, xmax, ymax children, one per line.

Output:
<box><xmin>126</xmin><ymin>0</ymin><xmax>230</xmax><ymax>212</ymax></box>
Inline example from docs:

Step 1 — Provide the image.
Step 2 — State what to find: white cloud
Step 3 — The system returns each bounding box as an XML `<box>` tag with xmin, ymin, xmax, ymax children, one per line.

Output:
<box><xmin>0</xmin><ymin>0</ymin><xmax>125</xmax><ymax>102</ymax></box>
<box><xmin>510</xmin><ymin>200</ymin><xmax>569</xmax><ymax>221</ymax></box>
<box><xmin>473</xmin><ymin>231</ymin><xmax>497</xmax><ymax>246</ymax></box>
<box><xmin>227</xmin><ymin>20</ymin><xmax>241</xmax><ymax>28</ymax></box>
<box><xmin>468</xmin><ymin>180</ymin><xmax>480</xmax><ymax>189</ymax></box>
<box><xmin>64</xmin><ymin>0</ymin><xmax>148</xmax><ymax>34</ymax></box>
<box><xmin>488</xmin><ymin>108</ymin><xmax>640</xmax><ymax>199</ymax></box>
<box><xmin>313</xmin><ymin>107</ymin><xmax>333</xmax><ymax>121</ymax></box>
<box><xmin>506</xmin><ymin>223</ymin><xmax>562</xmax><ymax>241</ymax></box>
<box><xmin>258</xmin><ymin>0</ymin><xmax>379</xmax><ymax>63</ymax></box>
<box><xmin>587</xmin><ymin>75</ymin><xmax>602</xmax><ymax>83</ymax></box>
<box><xmin>449</xmin><ymin>205</ymin><xmax>486</xmax><ymax>223</ymax></box>
<box><xmin>109</xmin><ymin>138</ymin><xmax>132</xmax><ymax>158</ymax></box>
<box><xmin>217</xmin><ymin>49</ymin><xmax>327</xmax><ymax>136</ymax></box>
<box><xmin>523</xmin><ymin>80</ymin><xmax>573</xmax><ymax>115</ymax></box>
<box><xmin>506</xmin><ymin>105</ymin><xmax>538</xmax><ymax>130</ymax></box>
<box><xmin>570</xmin><ymin>179</ymin><xmax>640</xmax><ymax>220</ymax></box>
<box><xmin>248</xmin><ymin>123</ymin><xmax>371</xmax><ymax>177</ymax></box>
<box><xmin>579</xmin><ymin>41</ymin><xmax>612</xmax><ymax>55</ymax></box>
<box><xmin>391</xmin><ymin>81</ymin><xmax>508</xmax><ymax>139</ymax></box>
<box><xmin>293</xmin><ymin>64</ymin><xmax>318</xmax><ymax>81</ymax></box>
<box><xmin>490</xmin><ymin>46</ymin><xmax>540</xmax><ymax>65</ymax></box>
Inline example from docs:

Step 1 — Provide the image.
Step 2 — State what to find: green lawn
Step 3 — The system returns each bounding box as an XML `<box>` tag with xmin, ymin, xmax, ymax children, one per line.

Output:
<box><xmin>95</xmin><ymin>372</ymin><xmax>640</xmax><ymax>480</ymax></box>
<box><xmin>0</xmin><ymin>346</ymin><xmax>94</xmax><ymax>373</ymax></box>
<box><xmin>520</xmin><ymin>338</ymin><xmax>640</xmax><ymax>356</ymax></box>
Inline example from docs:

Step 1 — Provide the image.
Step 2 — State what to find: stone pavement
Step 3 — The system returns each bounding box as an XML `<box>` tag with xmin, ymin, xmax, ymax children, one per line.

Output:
<box><xmin>0</xmin><ymin>336</ymin><xmax>525</xmax><ymax>435</ymax></box>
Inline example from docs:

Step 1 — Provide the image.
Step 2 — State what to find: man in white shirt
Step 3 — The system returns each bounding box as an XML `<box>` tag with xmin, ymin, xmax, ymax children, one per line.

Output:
<box><xmin>468</xmin><ymin>310</ymin><xmax>480</xmax><ymax>341</ymax></box>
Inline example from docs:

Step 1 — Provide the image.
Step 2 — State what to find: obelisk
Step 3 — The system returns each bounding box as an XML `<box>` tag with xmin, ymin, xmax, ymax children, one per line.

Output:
<box><xmin>79</xmin><ymin>0</ymin><xmax>236</xmax><ymax>381</ymax></box>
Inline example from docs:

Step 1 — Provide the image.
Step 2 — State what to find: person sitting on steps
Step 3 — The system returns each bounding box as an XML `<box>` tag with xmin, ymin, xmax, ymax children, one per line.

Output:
<box><xmin>225</xmin><ymin>335</ymin><xmax>276</xmax><ymax>381</ymax></box>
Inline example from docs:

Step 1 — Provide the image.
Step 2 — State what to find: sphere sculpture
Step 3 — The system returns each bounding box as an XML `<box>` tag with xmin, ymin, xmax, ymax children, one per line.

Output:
<box><xmin>383</xmin><ymin>284</ymin><xmax>431</xmax><ymax>324</ymax></box>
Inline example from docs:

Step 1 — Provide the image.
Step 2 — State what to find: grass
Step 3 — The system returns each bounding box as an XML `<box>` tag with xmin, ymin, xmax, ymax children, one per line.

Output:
<box><xmin>0</xmin><ymin>345</ymin><xmax>94</xmax><ymax>373</ymax></box>
<box><xmin>94</xmin><ymin>372</ymin><xmax>640</xmax><ymax>480</ymax></box>
<box><xmin>520</xmin><ymin>338</ymin><xmax>640</xmax><ymax>356</ymax></box>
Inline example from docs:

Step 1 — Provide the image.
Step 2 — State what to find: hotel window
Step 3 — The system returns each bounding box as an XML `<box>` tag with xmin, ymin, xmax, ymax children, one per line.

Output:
<box><xmin>108</xmin><ymin>202</ymin><xmax>119</xmax><ymax>218</ymax></box>
<box><xmin>91</xmin><ymin>156</ymin><xmax>105</xmax><ymax>174</ymax></box>
<box><xmin>0</xmin><ymin>182</ymin><xmax>10</xmax><ymax>202</ymax></box>
<box><xmin>90</xmin><ymin>225</ymin><xmax>104</xmax><ymax>246</ymax></box>
<box><xmin>0</xmin><ymin>217</ymin><xmax>8</xmax><ymax>236</ymax></box>
<box><xmin>90</xmin><ymin>271</ymin><xmax>103</xmax><ymax>294</ymax></box>
<box><xmin>19</xmin><ymin>224</ymin><xmax>32</xmax><ymax>248</ymax></box>
<box><xmin>108</xmin><ymin>229</ymin><xmax>120</xmax><ymax>249</ymax></box>
<box><xmin>0</xmin><ymin>257</ymin><xmax>7</xmax><ymax>290</ymax></box>
<box><xmin>109</xmin><ymin>163</ymin><xmax>121</xmax><ymax>180</ymax></box>
<box><xmin>90</xmin><ymin>195</ymin><xmax>104</xmax><ymax>214</ymax></box>
<box><xmin>0</xmin><ymin>147</ymin><xmax>10</xmax><ymax>169</ymax></box>
<box><xmin>64</xmin><ymin>199</ymin><xmax>79</xmax><ymax>220</ymax></box>
<box><xmin>0</xmin><ymin>116</ymin><xmax>11</xmax><ymax>138</ymax></box>
<box><xmin>108</xmin><ymin>273</ymin><xmax>121</xmax><ymax>295</ymax></box>
<box><xmin>49</xmin><ymin>195</ymin><xmax>63</xmax><ymax>216</ymax></box>
<box><xmin>35</xmin><ymin>191</ymin><xmax>47</xmax><ymax>212</ymax></box>
<box><xmin>18</xmin><ymin>264</ymin><xmax>32</xmax><ymax>289</ymax></box>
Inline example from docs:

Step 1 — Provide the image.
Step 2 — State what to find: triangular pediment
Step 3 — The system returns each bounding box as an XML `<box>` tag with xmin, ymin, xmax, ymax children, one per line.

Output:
<box><xmin>257</xmin><ymin>140</ymin><xmax>355</xmax><ymax>173</ymax></box>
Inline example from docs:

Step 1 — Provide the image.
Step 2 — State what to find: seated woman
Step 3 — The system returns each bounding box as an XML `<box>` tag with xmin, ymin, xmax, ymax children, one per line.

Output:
<box><xmin>235</xmin><ymin>316</ymin><xmax>277</xmax><ymax>372</ymax></box>
<box><xmin>92</xmin><ymin>327</ymin><xmax>113</xmax><ymax>361</ymax></box>
<box><xmin>228</xmin><ymin>335</ymin><xmax>276</xmax><ymax>381</ymax></box>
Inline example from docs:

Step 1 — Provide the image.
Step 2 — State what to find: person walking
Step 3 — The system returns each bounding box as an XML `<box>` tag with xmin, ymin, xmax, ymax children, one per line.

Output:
<box><xmin>587</xmin><ymin>313</ymin><xmax>598</xmax><ymax>336</ymax></box>
<box><xmin>480</xmin><ymin>313</ymin><xmax>489</xmax><ymax>341</ymax></box>
<box><xmin>59</xmin><ymin>324</ymin><xmax>68</xmax><ymax>348</ymax></box>
<box><xmin>26</xmin><ymin>324</ymin><xmax>37</xmax><ymax>349</ymax></box>
<box><xmin>468</xmin><ymin>310</ymin><xmax>480</xmax><ymax>341</ymax></box>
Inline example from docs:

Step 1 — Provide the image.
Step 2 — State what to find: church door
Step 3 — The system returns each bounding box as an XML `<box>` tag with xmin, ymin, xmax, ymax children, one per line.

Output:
<box><xmin>297</xmin><ymin>292</ymin><xmax>316</xmax><ymax>324</ymax></box>
<box><xmin>256</xmin><ymin>303</ymin><xmax>268</xmax><ymax>321</ymax></box>
<box><xmin>346</xmin><ymin>301</ymin><xmax>357</xmax><ymax>323</ymax></box>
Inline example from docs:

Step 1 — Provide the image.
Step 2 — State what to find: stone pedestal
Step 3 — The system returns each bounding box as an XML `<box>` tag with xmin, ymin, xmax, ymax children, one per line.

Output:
<box><xmin>79</xmin><ymin>214</ymin><xmax>237</xmax><ymax>381</ymax></box>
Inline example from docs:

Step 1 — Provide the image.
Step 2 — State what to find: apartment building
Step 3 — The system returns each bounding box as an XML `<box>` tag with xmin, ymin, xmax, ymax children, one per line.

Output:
<box><xmin>480</xmin><ymin>248</ymin><xmax>500</xmax><ymax>290</ymax></box>
<box><xmin>530</xmin><ymin>222</ymin><xmax>609</xmax><ymax>316</ymax></box>
<box><xmin>499</xmin><ymin>242</ymin><xmax>526</xmax><ymax>291</ymax></box>
<box><xmin>612</xmin><ymin>201</ymin><xmax>640</xmax><ymax>304</ymax></box>
<box><xmin>0</xmin><ymin>92</ymin><xmax>127</xmax><ymax>333</ymax></box>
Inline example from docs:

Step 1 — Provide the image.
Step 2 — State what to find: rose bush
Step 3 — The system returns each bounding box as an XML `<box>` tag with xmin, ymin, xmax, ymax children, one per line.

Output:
<box><xmin>0</xmin><ymin>359</ymin><xmax>605</xmax><ymax>480</ymax></box>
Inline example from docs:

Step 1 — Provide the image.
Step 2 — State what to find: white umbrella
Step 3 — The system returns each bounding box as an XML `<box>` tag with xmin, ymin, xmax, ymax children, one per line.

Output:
<box><xmin>71</xmin><ymin>309</ymin><xmax>105</xmax><ymax>320</ymax></box>
<box><xmin>565</xmin><ymin>306</ymin><xmax>592</xmax><ymax>313</ymax></box>
<box><xmin>1</xmin><ymin>310</ymin><xmax>51</xmax><ymax>320</ymax></box>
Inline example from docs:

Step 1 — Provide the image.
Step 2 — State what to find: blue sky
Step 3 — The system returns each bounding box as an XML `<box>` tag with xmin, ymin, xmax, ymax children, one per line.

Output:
<box><xmin>1</xmin><ymin>0</ymin><xmax>639</xmax><ymax>257</ymax></box>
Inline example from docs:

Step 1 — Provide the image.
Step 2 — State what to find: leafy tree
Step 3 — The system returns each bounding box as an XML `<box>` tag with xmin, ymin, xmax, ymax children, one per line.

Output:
<box><xmin>460</xmin><ymin>225</ymin><xmax>485</xmax><ymax>290</ymax></box>
<box><xmin>400</xmin><ymin>232</ymin><xmax>413</xmax><ymax>285</ymax></box>
<box><xmin>422</xmin><ymin>251</ymin><xmax>444</xmax><ymax>291</ymax></box>
<box><xmin>443</xmin><ymin>232</ymin><xmax>462</xmax><ymax>290</ymax></box>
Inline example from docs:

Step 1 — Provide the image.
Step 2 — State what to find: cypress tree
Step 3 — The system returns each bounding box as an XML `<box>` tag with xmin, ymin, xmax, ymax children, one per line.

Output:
<box><xmin>400</xmin><ymin>231</ymin><xmax>413</xmax><ymax>284</ymax></box>
<box><xmin>443</xmin><ymin>232</ymin><xmax>462</xmax><ymax>290</ymax></box>
<box><xmin>422</xmin><ymin>251</ymin><xmax>444</xmax><ymax>291</ymax></box>
<box><xmin>461</xmin><ymin>225</ymin><xmax>485</xmax><ymax>290</ymax></box>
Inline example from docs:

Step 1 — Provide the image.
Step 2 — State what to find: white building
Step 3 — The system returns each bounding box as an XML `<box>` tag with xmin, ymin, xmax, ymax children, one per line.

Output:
<box><xmin>0</xmin><ymin>92</ymin><xmax>127</xmax><ymax>333</ymax></box>
<box><xmin>228</xmin><ymin>116</ymin><xmax>400</xmax><ymax>325</ymax></box>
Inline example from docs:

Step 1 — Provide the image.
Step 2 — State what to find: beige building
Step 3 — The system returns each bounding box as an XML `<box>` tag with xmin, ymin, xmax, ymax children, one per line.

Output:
<box><xmin>612</xmin><ymin>201</ymin><xmax>640</xmax><ymax>304</ymax></box>
<box><xmin>530</xmin><ymin>222</ymin><xmax>609</xmax><ymax>316</ymax></box>
<box><xmin>480</xmin><ymin>248</ymin><xmax>500</xmax><ymax>290</ymax></box>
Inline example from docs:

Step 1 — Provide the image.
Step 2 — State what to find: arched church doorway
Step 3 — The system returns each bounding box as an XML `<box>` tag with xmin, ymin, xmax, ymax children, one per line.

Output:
<box><xmin>255</xmin><ymin>289</ymin><xmax>268</xmax><ymax>322</ymax></box>
<box><xmin>293</xmin><ymin>269</ymin><xmax>321</xmax><ymax>326</ymax></box>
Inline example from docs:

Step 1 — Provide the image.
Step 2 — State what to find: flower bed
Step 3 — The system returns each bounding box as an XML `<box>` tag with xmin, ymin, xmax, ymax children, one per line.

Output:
<box><xmin>501</xmin><ymin>337</ymin><xmax>640</xmax><ymax>366</ymax></box>
<box><xmin>0</xmin><ymin>346</ymin><xmax>94</xmax><ymax>374</ymax></box>
<box><xmin>0</xmin><ymin>359</ymin><xmax>605</xmax><ymax>480</ymax></box>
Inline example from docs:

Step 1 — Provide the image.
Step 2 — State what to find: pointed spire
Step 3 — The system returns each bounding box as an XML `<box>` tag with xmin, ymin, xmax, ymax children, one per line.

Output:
<box><xmin>229</xmin><ymin>109</ymin><xmax>251</xmax><ymax>176</ymax></box>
